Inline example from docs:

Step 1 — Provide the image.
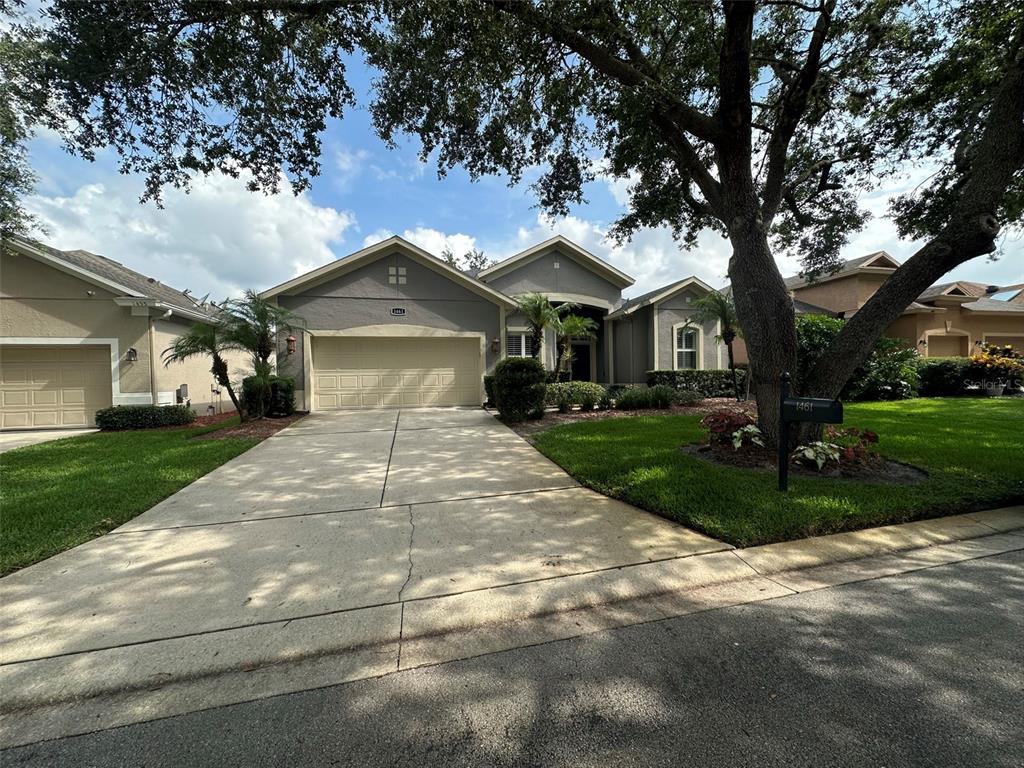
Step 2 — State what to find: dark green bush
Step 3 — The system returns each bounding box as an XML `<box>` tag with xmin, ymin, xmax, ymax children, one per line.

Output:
<box><xmin>672</xmin><ymin>389</ymin><xmax>704</xmax><ymax>407</ymax></box>
<box><xmin>795</xmin><ymin>315</ymin><xmax>919</xmax><ymax>401</ymax></box>
<box><xmin>242</xmin><ymin>375</ymin><xmax>296</xmax><ymax>417</ymax></box>
<box><xmin>545</xmin><ymin>381</ymin><xmax>607</xmax><ymax>409</ymax></box>
<box><xmin>494</xmin><ymin>357</ymin><xmax>547</xmax><ymax>422</ymax></box>
<box><xmin>916</xmin><ymin>357</ymin><xmax>971</xmax><ymax>396</ymax></box>
<box><xmin>648</xmin><ymin>385</ymin><xmax>676</xmax><ymax>408</ymax></box>
<box><xmin>646</xmin><ymin>369</ymin><xmax>746</xmax><ymax>398</ymax></box>
<box><xmin>483</xmin><ymin>375</ymin><xmax>496</xmax><ymax>406</ymax></box>
<box><xmin>95</xmin><ymin>405</ymin><xmax>196</xmax><ymax>431</ymax></box>
<box><xmin>614</xmin><ymin>387</ymin><xmax>653</xmax><ymax>410</ymax></box>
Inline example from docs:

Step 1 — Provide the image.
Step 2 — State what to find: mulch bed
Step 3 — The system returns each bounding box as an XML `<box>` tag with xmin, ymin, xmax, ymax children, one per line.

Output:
<box><xmin>193</xmin><ymin>413</ymin><xmax>306</xmax><ymax>440</ymax></box>
<box><xmin>503</xmin><ymin>397</ymin><xmax>758</xmax><ymax>438</ymax></box>
<box><xmin>680</xmin><ymin>443</ymin><xmax>928</xmax><ymax>485</ymax></box>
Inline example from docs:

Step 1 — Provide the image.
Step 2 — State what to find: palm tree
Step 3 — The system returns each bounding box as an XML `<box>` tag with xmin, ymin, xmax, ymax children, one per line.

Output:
<box><xmin>689</xmin><ymin>290</ymin><xmax>743</xmax><ymax>401</ymax></box>
<box><xmin>220</xmin><ymin>290</ymin><xmax>305</xmax><ymax>417</ymax></box>
<box><xmin>515</xmin><ymin>293</ymin><xmax>574</xmax><ymax>361</ymax></box>
<box><xmin>553</xmin><ymin>314</ymin><xmax>598</xmax><ymax>379</ymax></box>
<box><xmin>162</xmin><ymin>322</ymin><xmax>246</xmax><ymax>417</ymax></box>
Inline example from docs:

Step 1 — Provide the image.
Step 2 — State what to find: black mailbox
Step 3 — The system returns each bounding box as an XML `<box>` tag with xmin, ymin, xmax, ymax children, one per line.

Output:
<box><xmin>778</xmin><ymin>372</ymin><xmax>843</xmax><ymax>491</ymax></box>
<box><xmin>782</xmin><ymin>397</ymin><xmax>843</xmax><ymax>424</ymax></box>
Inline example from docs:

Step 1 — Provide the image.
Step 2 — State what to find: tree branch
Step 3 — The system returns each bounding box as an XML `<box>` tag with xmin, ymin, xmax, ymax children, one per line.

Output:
<box><xmin>759</xmin><ymin>0</ymin><xmax>835</xmax><ymax>223</ymax></box>
<box><xmin>485</xmin><ymin>0</ymin><xmax>721</xmax><ymax>143</ymax></box>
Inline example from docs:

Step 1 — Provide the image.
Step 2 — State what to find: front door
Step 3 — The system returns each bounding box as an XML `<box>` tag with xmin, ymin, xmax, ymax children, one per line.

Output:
<box><xmin>570</xmin><ymin>341</ymin><xmax>592</xmax><ymax>382</ymax></box>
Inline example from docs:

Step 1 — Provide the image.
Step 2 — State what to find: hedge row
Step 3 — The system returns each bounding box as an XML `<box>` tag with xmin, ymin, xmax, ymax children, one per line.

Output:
<box><xmin>646</xmin><ymin>369</ymin><xmax>745</xmax><ymax>397</ymax></box>
<box><xmin>95</xmin><ymin>404</ymin><xmax>196</xmax><ymax>431</ymax></box>
<box><xmin>545</xmin><ymin>381</ymin><xmax>607</xmax><ymax>409</ymax></box>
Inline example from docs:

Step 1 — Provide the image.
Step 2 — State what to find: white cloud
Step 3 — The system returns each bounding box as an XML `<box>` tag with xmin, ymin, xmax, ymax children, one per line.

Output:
<box><xmin>362</xmin><ymin>226</ymin><xmax>478</xmax><ymax>258</ymax></box>
<box><xmin>333</xmin><ymin>146</ymin><xmax>370</xmax><ymax>191</ymax></box>
<box><xmin>26</xmin><ymin>172</ymin><xmax>355</xmax><ymax>299</ymax></box>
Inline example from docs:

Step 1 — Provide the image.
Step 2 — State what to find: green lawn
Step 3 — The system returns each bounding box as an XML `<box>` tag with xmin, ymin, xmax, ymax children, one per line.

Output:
<box><xmin>0</xmin><ymin>419</ymin><xmax>261</xmax><ymax>574</ymax></box>
<box><xmin>532</xmin><ymin>398</ymin><xmax>1024</xmax><ymax>547</ymax></box>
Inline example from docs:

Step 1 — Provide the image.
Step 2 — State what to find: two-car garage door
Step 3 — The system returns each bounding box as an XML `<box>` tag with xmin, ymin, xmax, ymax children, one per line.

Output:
<box><xmin>313</xmin><ymin>336</ymin><xmax>482</xmax><ymax>409</ymax></box>
<box><xmin>0</xmin><ymin>345</ymin><xmax>112</xmax><ymax>429</ymax></box>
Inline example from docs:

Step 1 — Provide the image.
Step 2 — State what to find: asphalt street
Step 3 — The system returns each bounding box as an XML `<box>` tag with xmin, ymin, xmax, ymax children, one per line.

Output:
<box><xmin>5</xmin><ymin>550</ymin><xmax>1022</xmax><ymax>768</ymax></box>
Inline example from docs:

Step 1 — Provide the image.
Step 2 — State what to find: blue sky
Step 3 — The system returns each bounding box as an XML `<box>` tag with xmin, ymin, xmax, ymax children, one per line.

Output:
<box><xmin>23</xmin><ymin>51</ymin><xmax>1023</xmax><ymax>302</ymax></box>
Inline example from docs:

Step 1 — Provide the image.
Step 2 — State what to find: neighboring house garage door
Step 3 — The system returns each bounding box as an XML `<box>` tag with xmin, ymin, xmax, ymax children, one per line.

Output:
<box><xmin>0</xmin><ymin>345</ymin><xmax>112</xmax><ymax>429</ymax></box>
<box><xmin>313</xmin><ymin>336</ymin><xmax>482</xmax><ymax>408</ymax></box>
<box><xmin>984</xmin><ymin>335</ymin><xmax>1022</xmax><ymax>348</ymax></box>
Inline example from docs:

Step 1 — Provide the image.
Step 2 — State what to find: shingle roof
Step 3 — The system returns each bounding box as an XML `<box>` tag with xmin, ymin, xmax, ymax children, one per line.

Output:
<box><xmin>961</xmin><ymin>296</ymin><xmax>1024</xmax><ymax>313</ymax></box>
<box><xmin>784</xmin><ymin>251</ymin><xmax>899</xmax><ymax>289</ymax></box>
<box><xmin>11</xmin><ymin>237</ymin><xmax>217</xmax><ymax>318</ymax></box>
<box><xmin>918</xmin><ymin>280</ymin><xmax>990</xmax><ymax>300</ymax></box>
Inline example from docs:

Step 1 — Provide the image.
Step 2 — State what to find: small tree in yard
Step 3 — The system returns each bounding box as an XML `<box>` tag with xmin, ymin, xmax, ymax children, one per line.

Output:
<box><xmin>554</xmin><ymin>314</ymin><xmax>598</xmax><ymax>380</ymax></box>
<box><xmin>162</xmin><ymin>321</ymin><xmax>245</xmax><ymax>418</ymax></box>
<box><xmin>516</xmin><ymin>293</ymin><xmax>572</xmax><ymax>361</ymax></box>
<box><xmin>21</xmin><ymin>1</ymin><xmax>1024</xmax><ymax>444</ymax></box>
<box><xmin>687</xmin><ymin>291</ymin><xmax>742</xmax><ymax>401</ymax></box>
<box><xmin>221</xmin><ymin>290</ymin><xmax>304</xmax><ymax>418</ymax></box>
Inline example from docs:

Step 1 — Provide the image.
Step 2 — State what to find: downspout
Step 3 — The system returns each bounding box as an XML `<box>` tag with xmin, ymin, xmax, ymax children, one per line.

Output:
<box><xmin>148</xmin><ymin>315</ymin><xmax>159</xmax><ymax>406</ymax></box>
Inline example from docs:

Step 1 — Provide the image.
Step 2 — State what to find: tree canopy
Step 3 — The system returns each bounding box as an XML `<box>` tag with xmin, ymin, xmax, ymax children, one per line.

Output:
<box><xmin>9</xmin><ymin>0</ymin><xmax>1023</xmax><ymax>440</ymax></box>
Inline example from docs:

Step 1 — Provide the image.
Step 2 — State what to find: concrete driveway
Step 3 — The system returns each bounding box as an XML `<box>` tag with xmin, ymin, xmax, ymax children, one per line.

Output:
<box><xmin>0</xmin><ymin>428</ymin><xmax>97</xmax><ymax>454</ymax></box>
<box><xmin>0</xmin><ymin>408</ymin><xmax>727</xmax><ymax>744</ymax></box>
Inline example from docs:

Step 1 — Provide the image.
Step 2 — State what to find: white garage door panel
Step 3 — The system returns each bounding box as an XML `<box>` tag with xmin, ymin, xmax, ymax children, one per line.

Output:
<box><xmin>313</xmin><ymin>337</ymin><xmax>482</xmax><ymax>409</ymax></box>
<box><xmin>0</xmin><ymin>346</ymin><xmax>113</xmax><ymax>429</ymax></box>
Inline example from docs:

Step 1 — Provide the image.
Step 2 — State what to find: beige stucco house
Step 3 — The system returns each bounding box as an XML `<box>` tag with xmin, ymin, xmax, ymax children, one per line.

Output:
<box><xmin>1</xmin><ymin>237</ymin><xmax>246</xmax><ymax>430</ymax></box>
<box><xmin>734</xmin><ymin>251</ymin><xmax>1024</xmax><ymax>363</ymax></box>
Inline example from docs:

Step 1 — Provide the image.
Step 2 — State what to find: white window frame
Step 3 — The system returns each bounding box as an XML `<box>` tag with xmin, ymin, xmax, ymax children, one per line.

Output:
<box><xmin>388</xmin><ymin>265</ymin><xmax>407</xmax><ymax>285</ymax></box>
<box><xmin>672</xmin><ymin>323</ymin><xmax>702</xmax><ymax>370</ymax></box>
<box><xmin>505</xmin><ymin>329</ymin><xmax>531</xmax><ymax>358</ymax></box>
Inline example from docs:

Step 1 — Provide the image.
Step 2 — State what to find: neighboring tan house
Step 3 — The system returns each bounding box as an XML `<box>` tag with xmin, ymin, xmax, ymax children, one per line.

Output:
<box><xmin>734</xmin><ymin>251</ymin><xmax>1024</xmax><ymax>363</ymax></box>
<box><xmin>263</xmin><ymin>235</ymin><xmax>725</xmax><ymax>411</ymax></box>
<box><xmin>0</xmin><ymin>237</ymin><xmax>245</xmax><ymax>430</ymax></box>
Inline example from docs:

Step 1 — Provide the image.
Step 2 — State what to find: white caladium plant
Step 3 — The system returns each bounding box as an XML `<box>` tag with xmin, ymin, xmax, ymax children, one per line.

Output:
<box><xmin>793</xmin><ymin>441</ymin><xmax>841</xmax><ymax>470</ymax></box>
<box><xmin>732</xmin><ymin>424</ymin><xmax>766</xmax><ymax>451</ymax></box>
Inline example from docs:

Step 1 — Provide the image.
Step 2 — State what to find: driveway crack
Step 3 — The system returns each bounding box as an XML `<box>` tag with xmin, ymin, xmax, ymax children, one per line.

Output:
<box><xmin>398</xmin><ymin>504</ymin><xmax>415</xmax><ymax>601</ymax></box>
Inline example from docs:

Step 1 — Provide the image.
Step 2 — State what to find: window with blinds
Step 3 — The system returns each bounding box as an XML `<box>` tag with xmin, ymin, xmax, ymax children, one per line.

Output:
<box><xmin>506</xmin><ymin>332</ymin><xmax>529</xmax><ymax>357</ymax></box>
<box><xmin>675</xmin><ymin>328</ymin><xmax>698</xmax><ymax>369</ymax></box>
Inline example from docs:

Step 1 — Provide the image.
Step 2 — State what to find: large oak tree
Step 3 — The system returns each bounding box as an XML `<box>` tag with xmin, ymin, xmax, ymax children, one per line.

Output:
<box><xmin>16</xmin><ymin>0</ymin><xmax>1024</xmax><ymax>441</ymax></box>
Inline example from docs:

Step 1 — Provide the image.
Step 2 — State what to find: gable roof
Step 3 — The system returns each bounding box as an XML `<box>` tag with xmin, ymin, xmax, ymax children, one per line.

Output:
<box><xmin>476</xmin><ymin>235</ymin><xmax>635</xmax><ymax>289</ymax></box>
<box><xmin>961</xmin><ymin>296</ymin><xmax>1024</xmax><ymax>314</ymax></box>
<box><xmin>784</xmin><ymin>251</ymin><xmax>901</xmax><ymax>289</ymax></box>
<box><xmin>259</xmin><ymin>236</ymin><xmax>517</xmax><ymax>308</ymax></box>
<box><xmin>607</xmin><ymin>276</ymin><xmax>714</xmax><ymax>318</ymax></box>
<box><xmin>5</xmin><ymin>236</ymin><xmax>215</xmax><ymax>321</ymax></box>
<box><xmin>918</xmin><ymin>280</ymin><xmax>990</xmax><ymax>301</ymax></box>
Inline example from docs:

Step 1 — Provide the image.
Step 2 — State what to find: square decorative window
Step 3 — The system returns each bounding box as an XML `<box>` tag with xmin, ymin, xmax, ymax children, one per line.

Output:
<box><xmin>506</xmin><ymin>331</ymin><xmax>530</xmax><ymax>357</ymax></box>
<box><xmin>675</xmin><ymin>327</ymin><xmax>698</xmax><ymax>369</ymax></box>
<box><xmin>388</xmin><ymin>265</ymin><xmax>407</xmax><ymax>285</ymax></box>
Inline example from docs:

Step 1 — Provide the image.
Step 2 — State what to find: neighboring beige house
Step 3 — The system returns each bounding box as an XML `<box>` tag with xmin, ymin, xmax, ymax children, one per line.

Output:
<box><xmin>1</xmin><ymin>237</ymin><xmax>246</xmax><ymax>430</ymax></box>
<box><xmin>734</xmin><ymin>252</ymin><xmax>1024</xmax><ymax>363</ymax></box>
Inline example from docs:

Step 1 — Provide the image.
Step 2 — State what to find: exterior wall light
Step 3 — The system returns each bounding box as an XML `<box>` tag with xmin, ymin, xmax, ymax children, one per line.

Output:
<box><xmin>490</xmin><ymin>337</ymin><xmax>501</xmax><ymax>354</ymax></box>
<box><xmin>286</xmin><ymin>335</ymin><xmax>297</xmax><ymax>355</ymax></box>
<box><xmin>125</xmin><ymin>347</ymin><xmax>139</xmax><ymax>362</ymax></box>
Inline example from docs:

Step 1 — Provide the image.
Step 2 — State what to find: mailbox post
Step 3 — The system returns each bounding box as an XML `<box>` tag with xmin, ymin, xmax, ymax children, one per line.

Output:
<box><xmin>778</xmin><ymin>372</ymin><xmax>844</xmax><ymax>491</ymax></box>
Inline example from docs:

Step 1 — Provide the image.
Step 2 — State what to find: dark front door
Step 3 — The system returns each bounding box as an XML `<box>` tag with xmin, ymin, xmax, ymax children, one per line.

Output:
<box><xmin>570</xmin><ymin>341</ymin><xmax>592</xmax><ymax>381</ymax></box>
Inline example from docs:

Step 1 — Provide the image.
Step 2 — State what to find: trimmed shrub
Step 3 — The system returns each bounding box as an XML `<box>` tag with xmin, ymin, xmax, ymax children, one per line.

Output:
<box><xmin>614</xmin><ymin>385</ymin><xmax>675</xmax><ymax>410</ymax></box>
<box><xmin>796</xmin><ymin>314</ymin><xmax>919</xmax><ymax>401</ymax></box>
<box><xmin>95</xmin><ymin>404</ymin><xmax>196</xmax><ymax>431</ymax></box>
<box><xmin>846</xmin><ymin>336</ymin><xmax>920</xmax><ymax>401</ymax></box>
<box><xmin>614</xmin><ymin>386</ymin><xmax>652</xmax><ymax>410</ymax></box>
<box><xmin>494</xmin><ymin>357</ymin><xmax>547</xmax><ymax>422</ymax></box>
<box><xmin>646</xmin><ymin>369</ymin><xmax>746</xmax><ymax>398</ymax></box>
<box><xmin>916</xmin><ymin>357</ymin><xmax>971</xmax><ymax>396</ymax></box>
<box><xmin>648</xmin><ymin>385</ymin><xmax>676</xmax><ymax>408</ymax></box>
<box><xmin>483</xmin><ymin>375</ymin><xmax>496</xmax><ymax>406</ymax></box>
<box><xmin>544</xmin><ymin>381</ymin><xmax>607</xmax><ymax>409</ymax></box>
<box><xmin>242</xmin><ymin>375</ymin><xmax>296</xmax><ymax>417</ymax></box>
<box><xmin>672</xmin><ymin>389</ymin><xmax>704</xmax><ymax>407</ymax></box>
